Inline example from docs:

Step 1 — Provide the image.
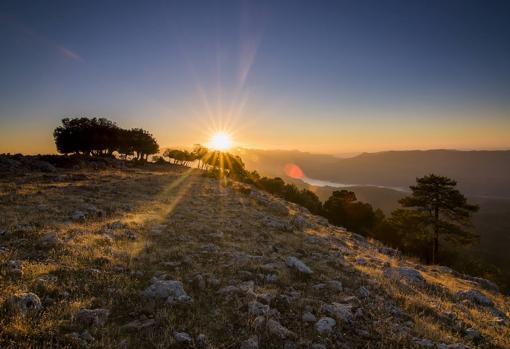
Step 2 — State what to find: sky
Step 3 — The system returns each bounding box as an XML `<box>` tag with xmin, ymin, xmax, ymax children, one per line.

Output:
<box><xmin>1</xmin><ymin>0</ymin><xmax>510</xmax><ymax>155</ymax></box>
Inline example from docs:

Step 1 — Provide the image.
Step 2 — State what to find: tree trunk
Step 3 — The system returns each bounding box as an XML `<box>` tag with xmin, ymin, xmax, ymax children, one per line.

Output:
<box><xmin>432</xmin><ymin>207</ymin><xmax>439</xmax><ymax>264</ymax></box>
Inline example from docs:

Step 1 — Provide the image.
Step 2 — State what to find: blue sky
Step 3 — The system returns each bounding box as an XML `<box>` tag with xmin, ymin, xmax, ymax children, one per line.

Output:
<box><xmin>1</xmin><ymin>0</ymin><xmax>509</xmax><ymax>154</ymax></box>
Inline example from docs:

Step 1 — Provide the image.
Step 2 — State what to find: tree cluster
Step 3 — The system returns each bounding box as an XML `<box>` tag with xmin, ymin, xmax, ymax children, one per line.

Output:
<box><xmin>53</xmin><ymin>117</ymin><xmax>159</xmax><ymax>160</ymax></box>
<box><xmin>372</xmin><ymin>174</ymin><xmax>479</xmax><ymax>264</ymax></box>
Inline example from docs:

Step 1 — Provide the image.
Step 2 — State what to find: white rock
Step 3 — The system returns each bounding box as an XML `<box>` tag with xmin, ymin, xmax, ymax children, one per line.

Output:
<box><xmin>120</xmin><ymin>318</ymin><xmax>156</xmax><ymax>333</ymax></box>
<box><xmin>315</xmin><ymin>317</ymin><xmax>336</xmax><ymax>334</ymax></box>
<box><xmin>142</xmin><ymin>280</ymin><xmax>190</xmax><ymax>303</ymax></box>
<box><xmin>286</xmin><ymin>256</ymin><xmax>313</xmax><ymax>275</ymax></box>
<box><xmin>383</xmin><ymin>267</ymin><xmax>425</xmax><ymax>284</ymax></box>
<box><xmin>174</xmin><ymin>331</ymin><xmax>192</xmax><ymax>344</ymax></box>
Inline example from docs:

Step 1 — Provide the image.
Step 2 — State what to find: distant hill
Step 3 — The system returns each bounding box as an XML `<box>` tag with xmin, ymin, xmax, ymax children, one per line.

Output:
<box><xmin>236</xmin><ymin>149</ymin><xmax>510</xmax><ymax>198</ymax></box>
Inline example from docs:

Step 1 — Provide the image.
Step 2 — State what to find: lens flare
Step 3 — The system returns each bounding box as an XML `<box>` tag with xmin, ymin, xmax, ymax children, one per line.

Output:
<box><xmin>209</xmin><ymin>132</ymin><xmax>232</xmax><ymax>150</ymax></box>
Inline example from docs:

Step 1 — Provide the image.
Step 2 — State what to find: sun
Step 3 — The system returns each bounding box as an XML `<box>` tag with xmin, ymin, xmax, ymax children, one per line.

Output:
<box><xmin>209</xmin><ymin>132</ymin><xmax>232</xmax><ymax>151</ymax></box>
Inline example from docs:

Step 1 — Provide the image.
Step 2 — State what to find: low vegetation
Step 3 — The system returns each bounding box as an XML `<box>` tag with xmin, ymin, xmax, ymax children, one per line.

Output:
<box><xmin>0</xmin><ymin>157</ymin><xmax>508</xmax><ymax>348</ymax></box>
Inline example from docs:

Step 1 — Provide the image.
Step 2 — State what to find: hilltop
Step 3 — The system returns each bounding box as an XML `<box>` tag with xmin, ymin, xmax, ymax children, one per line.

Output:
<box><xmin>0</xmin><ymin>157</ymin><xmax>509</xmax><ymax>348</ymax></box>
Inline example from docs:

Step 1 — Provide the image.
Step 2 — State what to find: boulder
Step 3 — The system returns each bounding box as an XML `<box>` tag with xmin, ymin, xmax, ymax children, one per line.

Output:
<box><xmin>286</xmin><ymin>256</ymin><xmax>313</xmax><ymax>275</ymax></box>
<box><xmin>315</xmin><ymin>317</ymin><xmax>336</xmax><ymax>334</ymax></box>
<box><xmin>174</xmin><ymin>331</ymin><xmax>192</xmax><ymax>344</ymax></box>
<box><xmin>74</xmin><ymin>308</ymin><xmax>110</xmax><ymax>329</ymax></box>
<box><xmin>3</xmin><ymin>260</ymin><xmax>23</xmax><ymax>278</ymax></box>
<box><xmin>120</xmin><ymin>318</ymin><xmax>156</xmax><ymax>333</ymax></box>
<box><xmin>322</xmin><ymin>303</ymin><xmax>353</xmax><ymax>322</ymax></box>
<box><xmin>383</xmin><ymin>267</ymin><xmax>425</xmax><ymax>285</ymax></box>
<box><xmin>248</xmin><ymin>301</ymin><xmax>269</xmax><ymax>316</ymax></box>
<box><xmin>71</xmin><ymin>211</ymin><xmax>86</xmax><ymax>222</ymax></box>
<box><xmin>267</xmin><ymin>319</ymin><xmax>295</xmax><ymax>339</ymax></box>
<box><xmin>456</xmin><ymin>289</ymin><xmax>493</xmax><ymax>307</ymax></box>
<box><xmin>302</xmin><ymin>311</ymin><xmax>317</xmax><ymax>323</ymax></box>
<box><xmin>471</xmin><ymin>277</ymin><xmax>499</xmax><ymax>293</ymax></box>
<box><xmin>37</xmin><ymin>232</ymin><xmax>62</xmax><ymax>249</ymax></box>
<box><xmin>142</xmin><ymin>279</ymin><xmax>191</xmax><ymax>304</ymax></box>
<box><xmin>8</xmin><ymin>292</ymin><xmax>42</xmax><ymax>314</ymax></box>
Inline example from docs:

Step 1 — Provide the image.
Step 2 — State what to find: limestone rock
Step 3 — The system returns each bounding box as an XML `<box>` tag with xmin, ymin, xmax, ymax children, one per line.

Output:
<box><xmin>384</xmin><ymin>267</ymin><xmax>425</xmax><ymax>285</ymax></box>
<box><xmin>142</xmin><ymin>279</ymin><xmax>190</xmax><ymax>304</ymax></box>
<box><xmin>8</xmin><ymin>292</ymin><xmax>42</xmax><ymax>314</ymax></box>
<box><xmin>240</xmin><ymin>336</ymin><xmax>259</xmax><ymax>349</ymax></box>
<box><xmin>456</xmin><ymin>289</ymin><xmax>493</xmax><ymax>307</ymax></box>
<box><xmin>286</xmin><ymin>256</ymin><xmax>313</xmax><ymax>275</ymax></box>
<box><xmin>315</xmin><ymin>317</ymin><xmax>336</xmax><ymax>334</ymax></box>
<box><xmin>267</xmin><ymin>319</ymin><xmax>295</xmax><ymax>339</ymax></box>
<box><xmin>74</xmin><ymin>308</ymin><xmax>110</xmax><ymax>329</ymax></box>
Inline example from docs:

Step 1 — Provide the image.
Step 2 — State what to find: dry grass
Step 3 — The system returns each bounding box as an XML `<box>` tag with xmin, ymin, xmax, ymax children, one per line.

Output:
<box><xmin>0</xmin><ymin>165</ymin><xmax>508</xmax><ymax>348</ymax></box>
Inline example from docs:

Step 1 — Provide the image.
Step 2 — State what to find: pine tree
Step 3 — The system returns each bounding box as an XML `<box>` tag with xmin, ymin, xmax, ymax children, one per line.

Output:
<box><xmin>399</xmin><ymin>174</ymin><xmax>479</xmax><ymax>264</ymax></box>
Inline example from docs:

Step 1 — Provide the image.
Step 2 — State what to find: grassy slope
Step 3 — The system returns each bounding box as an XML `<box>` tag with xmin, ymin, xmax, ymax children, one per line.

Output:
<box><xmin>0</xmin><ymin>166</ymin><xmax>509</xmax><ymax>348</ymax></box>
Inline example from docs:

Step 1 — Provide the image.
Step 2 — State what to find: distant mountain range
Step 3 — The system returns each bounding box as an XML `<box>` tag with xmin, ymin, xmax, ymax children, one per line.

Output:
<box><xmin>235</xmin><ymin>149</ymin><xmax>510</xmax><ymax>198</ymax></box>
<box><xmin>234</xmin><ymin>148</ymin><xmax>510</xmax><ymax>284</ymax></box>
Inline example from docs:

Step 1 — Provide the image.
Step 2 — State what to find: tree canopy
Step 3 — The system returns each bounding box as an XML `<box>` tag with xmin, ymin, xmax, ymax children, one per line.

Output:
<box><xmin>53</xmin><ymin>117</ymin><xmax>159</xmax><ymax>160</ymax></box>
<box><xmin>398</xmin><ymin>174</ymin><xmax>479</xmax><ymax>264</ymax></box>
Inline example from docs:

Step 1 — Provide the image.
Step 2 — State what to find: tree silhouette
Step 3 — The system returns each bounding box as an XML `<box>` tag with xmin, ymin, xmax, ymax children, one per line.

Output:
<box><xmin>323</xmin><ymin>190</ymin><xmax>378</xmax><ymax>234</ymax></box>
<box><xmin>398</xmin><ymin>174</ymin><xmax>479</xmax><ymax>264</ymax></box>
<box><xmin>53</xmin><ymin>117</ymin><xmax>159</xmax><ymax>161</ymax></box>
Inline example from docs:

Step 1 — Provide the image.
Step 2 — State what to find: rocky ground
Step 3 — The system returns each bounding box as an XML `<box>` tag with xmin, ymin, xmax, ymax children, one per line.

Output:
<box><xmin>0</xmin><ymin>159</ymin><xmax>509</xmax><ymax>348</ymax></box>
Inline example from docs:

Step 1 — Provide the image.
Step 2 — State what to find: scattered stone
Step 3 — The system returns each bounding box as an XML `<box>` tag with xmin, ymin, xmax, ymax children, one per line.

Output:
<box><xmin>289</xmin><ymin>215</ymin><xmax>309</xmax><ymax>230</ymax></box>
<box><xmin>471</xmin><ymin>277</ymin><xmax>499</xmax><ymax>293</ymax></box>
<box><xmin>269</xmin><ymin>200</ymin><xmax>289</xmax><ymax>216</ymax></box>
<box><xmin>37</xmin><ymin>232</ymin><xmax>62</xmax><ymax>249</ymax></box>
<box><xmin>120</xmin><ymin>318</ymin><xmax>156</xmax><ymax>333</ymax></box>
<box><xmin>302</xmin><ymin>311</ymin><xmax>317</xmax><ymax>323</ymax></box>
<box><xmin>464</xmin><ymin>327</ymin><xmax>482</xmax><ymax>342</ymax></box>
<box><xmin>413</xmin><ymin>338</ymin><xmax>434</xmax><ymax>347</ymax></box>
<box><xmin>356</xmin><ymin>257</ymin><xmax>368</xmax><ymax>265</ymax></box>
<box><xmin>267</xmin><ymin>319</ymin><xmax>295</xmax><ymax>339</ymax></box>
<box><xmin>174</xmin><ymin>331</ymin><xmax>192</xmax><ymax>344</ymax></box>
<box><xmin>322</xmin><ymin>303</ymin><xmax>353</xmax><ymax>322</ymax></box>
<box><xmin>358</xmin><ymin>286</ymin><xmax>370</xmax><ymax>298</ymax></box>
<box><xmin>239</xmin><ymin>280</ymin><xmax>255</xmax><ymax>293</ymax></box>
<box><xmin>123</xmin><ymin>229</ymin><xmax>137</xmax><ymax>240</ymax></box>
<box><xmin>142</xmin><ymin>279</ymin><xmax>191</xmax><ymax>304</ymax></box>
<box><xmin>378</xmin><ymin>246</ymin><xmax>400</xmax><ymax>257</ymax></box>
<box><xmin>72</xmin><ymin>210</ymin><xmax>86</xmax><ymax>222</ymax></box>
<box><xmin>207</xmin><ymin>276</ymin><xmax>220</xmax><ymax>288</ymax></box>
<box><xmin>456</xmin><ymin>289</ymin><xmax>493</xmax><ymax>307</ymax></box>
<box><xmin>315</xmin><ymin>317</ymin><xmax>336</xmax><ymax>334</ymax></box>
<box><xmin>196</xmin><ymin>334</ymin><xmax>207</xmax><ymax>347</ymax></box>
<box><xmin>383</xmin><ymin>267</ymin><xmax>425</xmax><ymax>285</ymax></box>
<box><xmin>265</xmin><ymin>273</ymin><xmax>279</xmax><ymax>283</ymax></box>
<box><xmin>327</xmin><ymin>280</ymin><xmax>343</xmax><ymax>291</ymax></box>
<box><xmin>192</xmin><ymin>274</ymin><xmax>206</xmax><ymax>290</ymax></box>
<box><xmin>248</xmin><ymin>301</ymin><xmax>269</xmax><ymax>316</ymax></box>
<box><xmin>311</xmin><ymin>344</ymin><xmax>327</xmax><ymax>349</ymax></box>
<box><xmin>7</xmin><ymin>292</ymin><xmax>42</xmax><ymax>314</ymax></box>
<box><xmin>74</xmin><ymin>308</ymin><xmax>110</xmax><ymax>329</ymax></box>
<box><xmin>286</xmin><ymin>256</ymin><xmax>313</xmax><ymax>275</ymax></box>
<box><xmin>3</xmin><ymin>260</ymin><xmax>23</xmax><ymax>278</ymax></box>
<box><xmin>240</xmin><ymin>336</ymin><xmax>259</xmax><ymax>349</ymax></box>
